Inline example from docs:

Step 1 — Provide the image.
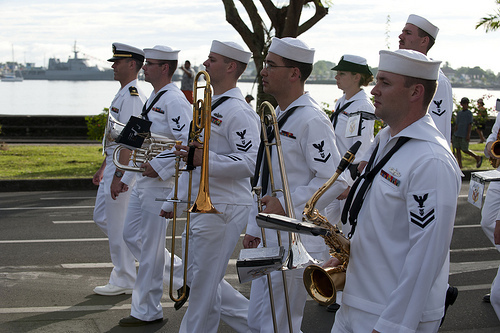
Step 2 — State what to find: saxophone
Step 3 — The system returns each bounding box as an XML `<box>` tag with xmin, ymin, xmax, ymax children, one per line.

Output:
<box><xmin>302</xmin><ymin>141</ymin><xmax>360</xmax><ymax>305</ymax></box>
<box><xmin>489</xmin><ymin>129</ymin><xmax>500</xmax><ymax>168</ymax></box>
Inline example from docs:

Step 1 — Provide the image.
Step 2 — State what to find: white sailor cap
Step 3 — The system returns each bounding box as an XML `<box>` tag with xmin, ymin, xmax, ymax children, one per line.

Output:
<box><xmin>108</xmin><ymin>42</ymin><xmax>145</xmax><ymax>62</ymax></box>
<box><xmin>268</xmin><ymin>37</ymin><xmax>315</xmax><ymax>64</ymax></box>
<box><xmin>406</xmin><ymin>14</ymin><xmax>439</xmax><ymax>40</ymax></box>
<box><xmin>378</xmin><ymin>49</ymin><xmax>441</xmax><ymax>80</ymax></box>
<box><xmin>143</xmin><ymin>45</ymin><xmax>180</xmax><ymax>61</ymax></box>
<box><xmin>210</xmin><ymin>40</ymin><xmax>251</xmax><ymax>64</ymax></box>
<box><xmin>332</xmin><ymin>54</ymin><xmax>372</xmax><ymax>75</ymax></box>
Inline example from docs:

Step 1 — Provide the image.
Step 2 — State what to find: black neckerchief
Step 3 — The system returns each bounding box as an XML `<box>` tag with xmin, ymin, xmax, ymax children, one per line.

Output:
<box><xmin>141</xmin><ymin>90</ymin><xmax>168</xmax><ymax>121</ymax></box>
<box><xmin>341</xmin><ymin>136</ymin><xmax>411</xmax><ymax>238</ymax></box>
<box><xmin>330</xmin><ymin>101</ymin><xmax>354</xmax><ymax>129</ymax></box>
<box><xmin>252</xmin><ymin>106</ymin><xmax>298</xmax><ymax>195</ymax></box>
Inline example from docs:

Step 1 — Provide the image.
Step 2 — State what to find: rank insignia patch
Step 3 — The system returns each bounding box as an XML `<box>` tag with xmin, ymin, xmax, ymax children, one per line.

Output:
<box><xmin>152</xmin><ymin>107</ymin><xmax>164</xmax><ymax>114</ymax></box>
<box><xmin>171</xmin><ymin>116</ymin><xmax>185</xmax><ymax>132</ymax></box>
<box><xmin>312</xmin><ymin>140</ymin><xmax>331</xmax><ymax>163</ymax></box>
<box><xmin>431</xmin><ymin>99</ymin><xmax>446</xmax><ymax>117</ymax></box>
<box><xmin>211</xmin><ymin>116</ymin><xmax>222</xmax><ymax>126</ymax></box>
<box><xmin>129</xmin><ymin>86</ymin><xmax>139</xmax><ymax>96</ymax></box>
<box><xmin>111</xmin><ymin>107</ymin><xmax>119</xmax><ymax>114</ymax></box>
<box><xmin>408</xmin><ymin>191</ymin><xmax>436</xmax><ymax>228</ymax></box>
<box><xmin>236</xmin><ymin>130</ymin><xmax>252</xmax><ymax>152</ymax></box>
<box><xmin>280</xmin><ymin>130</ymin><xmax>296</xmax><ymax>139</ymax></box>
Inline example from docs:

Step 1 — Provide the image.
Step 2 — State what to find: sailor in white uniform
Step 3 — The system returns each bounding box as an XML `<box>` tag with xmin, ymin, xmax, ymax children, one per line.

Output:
<box><xmin>399</xmin><ymin>14</ymin><xmax>453</xmax><ymax>145</ymax></box>
<box><xmin>325</xmin><ymin>54</ymin><xmax>375</xmax><ymax>234</ymax></box>
<box><xmin>161</xmin><ymin>40</ymin><xmax>259</xmax><ymax>333</ymax></box>
<box><xmin>92</xmin><ymin>43</ymin><xmax>146</xmax><ymax>296</ymax></box>
<box><xmin>332</xmin><ymin>49</ymin><xmax>461</xmax><ymax>333</ymax></box>
<box><xmin>480</xmin><ymin>112</ymin><xmax>500</xmax><ymax>319</ymax></box>
<box><xmin>244</xmin><ymin>37</ymin><xmax>348</xmax><ymax>333</ymax></box>
<box><xmin>118</xmin><ymin>45</ymin><xmax>191</xmax><ymax>327</ymax></box>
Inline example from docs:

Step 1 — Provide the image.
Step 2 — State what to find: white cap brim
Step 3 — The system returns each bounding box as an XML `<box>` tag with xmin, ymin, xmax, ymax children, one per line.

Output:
<box><xmin>210</xmin><ymin>40</ymin><xmax>251</xmax><ymax>64</ymax></box>
<box><xmin>378</xmin><ymin>49</ymin><xmax>441</xmax><ymax>80</ymax></box>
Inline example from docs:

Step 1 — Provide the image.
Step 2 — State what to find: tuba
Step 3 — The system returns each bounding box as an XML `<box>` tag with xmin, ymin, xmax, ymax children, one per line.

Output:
<box><xmin>302</xmin><ymin>141</ymin><xmax>361</xmax><ymax>305</ymax></box>
<box><xmin>167</xmin><ymin>70</ymin><xmax>220</xmax><ymax>306</ymax></box>
<box><xmin>489</xmin><ymin>129</ymin><xmax>500</xmax><ymax>168</ymax></box>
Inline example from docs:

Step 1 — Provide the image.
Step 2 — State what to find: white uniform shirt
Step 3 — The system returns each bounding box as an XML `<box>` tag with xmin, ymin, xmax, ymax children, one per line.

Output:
<box><xmin>428</xmin><ymin>70</ymin><xmax>453</xmax><ymax>144</ymax></box>
<box><xmin>485</xmin><ymin>111</ymin><xmax>500</xmax><ymax>165</ymax></box>
<box><xmin>246</xmin><ymin>93</ymin><xmax>348</xmax><ymax>253</ymax></box>
<box><xmin>342</xmin><ymin>114</ymin><xmax>461</xmax><ymax>331</ymax></box>
<box><xmin>161</xmin><ymin>87</ymin><xmax>260</xmax><ymax>211</ymax></box>
<box><xmin>333</xmin><ymin>89</ymin><xmax>375</xmax><ymax>182</ymax></box>
<box><xmin>104</xmin><ymin>79</ymin><xmax>146</xmax><ymax>186</ymax></box>
<box><xmin>140</xmin><ymin>82</ymin><xmax>191</xmax><ymax>188</ymax></box>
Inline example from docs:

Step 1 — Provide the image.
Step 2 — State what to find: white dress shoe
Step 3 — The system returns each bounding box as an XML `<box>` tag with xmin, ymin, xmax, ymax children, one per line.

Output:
<box><xmin>93</xmin><ymin>283</ymin><xmax>133</xmax><ymax>296</ymax></box>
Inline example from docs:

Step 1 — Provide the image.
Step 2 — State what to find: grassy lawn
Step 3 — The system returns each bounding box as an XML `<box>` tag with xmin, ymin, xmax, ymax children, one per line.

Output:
<box><xmin>0</xmin><ymin>144</ymin><xmax>103</xmax><ymax>180</ymax></box>
<box><xmin>0</xmin><ymin>142</ymin><xmax>493</xmax><ymax>181</ymax></box>
<box><xmin>457</xmin><ymin>142</ymin><xmax>494</xmax><ymax>170</ymax></box>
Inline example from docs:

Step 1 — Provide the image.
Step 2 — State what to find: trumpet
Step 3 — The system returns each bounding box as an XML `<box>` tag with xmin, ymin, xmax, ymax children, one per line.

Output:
<box><xmin>168</xmin><ymin>70</ymin><xmax>219</xmax><ymax>305</ymax></box>
<box><xmin>302</xmin><ymin>141</ymin><xmax>361</xmax><ymax>305</ymax></box>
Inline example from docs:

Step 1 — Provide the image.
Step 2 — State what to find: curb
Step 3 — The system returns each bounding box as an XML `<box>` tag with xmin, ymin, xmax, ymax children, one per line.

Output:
<box><xmin>0</xmin><ymin>178</ymin><xmax>96</xmax><ymax>192</ymax></box>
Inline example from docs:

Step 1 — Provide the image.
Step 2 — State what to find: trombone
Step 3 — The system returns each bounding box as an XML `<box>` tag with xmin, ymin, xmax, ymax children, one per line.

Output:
<box><xmin>253</xmin><ymin>101</ymin><xmax>317</xmax><ymax>333</ymax></box>
<box><xmin>168</xmin><ymin>70</ymin><xmax>220</xmax><ymax>305</ymax></box>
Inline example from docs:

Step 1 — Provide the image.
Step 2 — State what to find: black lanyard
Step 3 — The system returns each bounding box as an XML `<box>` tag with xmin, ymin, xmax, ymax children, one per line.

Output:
<box><xmin>330</xmin><ymin>101</ymin><xmax>354</xmax><ymax>129</ymax></box>
<box><xmin>141</xmin><ymin>90</ymin><xmax>168</xmax><ymax>121</ymax></box>
<box><xmin>341</xmin><ymin>136</ymin><xmax>411</xmax><ymax>238</ymax></box>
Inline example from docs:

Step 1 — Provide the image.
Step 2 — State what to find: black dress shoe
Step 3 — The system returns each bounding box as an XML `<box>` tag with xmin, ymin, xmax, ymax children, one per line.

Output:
<box><xmin>326</xmin><ymin>303</ymin><xmax>340</xmax><ymax>313</ymax></box>
<box><xmin>483</xmin><ymin>293</ymin><xmax>491</xmax><ymax>303</ymax></box>
<box><xmin>119</xmin><ymin>315</ymin><xmax>163</xmax><ymax>327</ymax></box>
<box><xmin>440</xmin><ymin>286</ymin><xmax>458</xmax><ymax>327</ymax></box>
<box><xmin>174</xmin><ymin>285</ymin><xmax>190</xmax><ymax>311</ymax></box>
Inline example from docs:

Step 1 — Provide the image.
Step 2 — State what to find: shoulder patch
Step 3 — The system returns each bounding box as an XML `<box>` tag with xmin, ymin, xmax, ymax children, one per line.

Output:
<box><xmin>312</xmin><ymin>140</ymin><xmax>331</xmax><ymax>163</ymax></box>
<box><xmin>129</xmin><ymin>86</ymin><xmax>139</xmax><ymax>96</ymax></box>
<box><xmin>408</xmin><ymin>191</ymin><xmax>436</xmax><ymax>228</ymax></box>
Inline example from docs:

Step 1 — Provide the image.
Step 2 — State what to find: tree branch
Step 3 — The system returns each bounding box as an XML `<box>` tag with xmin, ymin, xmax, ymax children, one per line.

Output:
<box><xmin>297</xmin><ymin>0</ymin><xmax>328</xmax><ymax>36</ymax></box>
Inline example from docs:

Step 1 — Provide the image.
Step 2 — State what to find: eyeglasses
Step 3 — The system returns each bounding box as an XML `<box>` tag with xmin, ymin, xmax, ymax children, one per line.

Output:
<box><xmin>263</xmin><ymin>61</ymin><xmax>294</xmax><ymax>70</ymax></box>
<box><xmin>145</xmin><ymin>61</ymin><xmax>166</xmax><ymax>66</ymax></box>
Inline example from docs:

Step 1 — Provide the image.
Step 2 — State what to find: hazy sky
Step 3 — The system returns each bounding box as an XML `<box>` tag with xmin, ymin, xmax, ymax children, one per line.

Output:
<box><xmin>1</xmin><ymin>0</ymin><xmax>499</xmax><ymax>73</ymax></box>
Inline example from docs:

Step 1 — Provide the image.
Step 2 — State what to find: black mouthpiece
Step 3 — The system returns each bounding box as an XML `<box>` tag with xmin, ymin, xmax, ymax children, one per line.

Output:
<box><xmin>337</xmin><ymin>141</ymin><xmax>362</xmax><ymax>173</ymax></box>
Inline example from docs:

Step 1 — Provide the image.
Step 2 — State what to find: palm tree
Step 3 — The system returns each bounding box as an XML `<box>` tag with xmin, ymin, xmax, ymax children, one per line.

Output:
<box><xmin>476</xmin><ymin>0</ymin><xmax>500</xmax><ymax>32</ymax></box>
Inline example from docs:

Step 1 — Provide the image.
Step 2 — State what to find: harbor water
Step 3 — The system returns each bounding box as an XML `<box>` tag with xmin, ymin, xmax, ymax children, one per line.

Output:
<box><xmin>0</xmin><ymin>80</ymin><xmax>498</xmax><ymax>116</ymax></box>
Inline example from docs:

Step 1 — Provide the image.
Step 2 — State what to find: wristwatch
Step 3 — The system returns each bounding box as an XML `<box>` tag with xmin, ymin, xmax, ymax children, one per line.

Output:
<box><xmin>114</xmin><ymin>170</ymin><xmax>124</xmax><ymax>178</ymax></box>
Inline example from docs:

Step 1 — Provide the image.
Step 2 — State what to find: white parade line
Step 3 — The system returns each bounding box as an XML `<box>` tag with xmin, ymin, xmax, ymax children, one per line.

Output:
<box><xmin>52</xmin><ymin>220</ymin><xmax>95</xmax><ymax>224</ymax></box>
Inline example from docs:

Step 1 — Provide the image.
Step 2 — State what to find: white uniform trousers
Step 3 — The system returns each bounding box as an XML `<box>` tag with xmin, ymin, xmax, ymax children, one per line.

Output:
<box><xmin>331</xmin><ymin>303</ymin><xmax>441</xmax><ymax>333</ymax></box>
<box><xmin>179</xmin><ymin>204</ymin><xmax>251</xmax><ymax>333</ymax></box>
<box><xmin>480</xmin><ymin>181</ymin><xmax>500</xmax><ymax>319</ymax></box>
<box><xmin>93</xmin><ymin>157</ymin><xmax>136</xmax><ymax>289</ymax></box>
<box><xmin>123</xmin><ymin>186</ymin><xmax>183</xmax><ymax>321</ymax></box>
<box><xmin>248</xmin><ymin>249</ymin><xmax>329</xmax><ymax>333</ymax></box>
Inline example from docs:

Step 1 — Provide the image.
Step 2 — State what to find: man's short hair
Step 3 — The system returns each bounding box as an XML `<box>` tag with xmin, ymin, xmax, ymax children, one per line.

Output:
<box><xmin>128</xmin><ymin>58</ymin><xmax>144</xmax><ymax>73</ymax></box>
<box><xmin>221</xmin><ymin>56</ymin><xmax>248</xmax><ymax>77</ymax></box>
<box><xmin>164</xmin><ymin>59</ymin><xmax>178</xmax><ymax>77</ymax></box>
<box><xmin>403</xmin><ymin>76</ymin><xmax>437</xmax><ymax>109</ymax></box>
<box><xmin>416</xmin><ymin>27</ymin><xmax>436</xmax><ymax>52</ymax></box>
<box><xmin>281</xmin><ymin>57</ymin><xmax>313</xmax><ymax>82</ymax></box>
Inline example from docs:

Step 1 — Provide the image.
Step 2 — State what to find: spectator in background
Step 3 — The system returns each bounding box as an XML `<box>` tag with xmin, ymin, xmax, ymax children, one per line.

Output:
<box><xmin>180</xmin><ymin>60</ymin><xmax>195</xmax><ymax>104</ymax></box>
<box><xmin>453</xmin><ymin>97</ymin><xmax>483</xmax><ymax>169</ymax></box>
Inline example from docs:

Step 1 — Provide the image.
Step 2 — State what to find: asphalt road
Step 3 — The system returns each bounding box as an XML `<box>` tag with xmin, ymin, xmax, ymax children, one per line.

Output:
<box><xmin>0</xmin><ymin>180</ymin><xmax>499</xmax><ymax>332</ymax></box>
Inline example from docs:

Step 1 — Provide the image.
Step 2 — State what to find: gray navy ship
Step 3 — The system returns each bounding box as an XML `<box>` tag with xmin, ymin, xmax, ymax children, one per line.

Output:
<box><xmin>21</xmin><ymin>43</ymin><xmax>113</xmax><ymax>81</ymax></box>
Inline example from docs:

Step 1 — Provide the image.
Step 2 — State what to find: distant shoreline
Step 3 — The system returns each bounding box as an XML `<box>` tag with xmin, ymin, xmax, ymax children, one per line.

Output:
<box><xmin>237</xmin><ymin>77</ymin><xmax>500</xmax><ymax>90</ymax></box>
